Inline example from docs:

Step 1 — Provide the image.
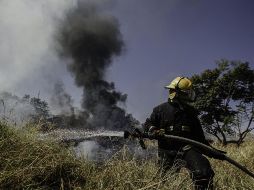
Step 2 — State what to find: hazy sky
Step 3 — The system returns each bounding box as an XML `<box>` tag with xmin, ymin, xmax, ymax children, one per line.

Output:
<box><xmin>108</xmin><ymin>0</ymin><xmax>254</xmax><ymax>121</ymax></box>
<box><xmin>0</xmin><ymin>0</ymin><xmax>253</xmax><ymax>122</ymax></box>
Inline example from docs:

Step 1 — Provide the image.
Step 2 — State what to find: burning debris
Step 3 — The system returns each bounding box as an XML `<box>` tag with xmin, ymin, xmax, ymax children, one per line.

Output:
<box><xmin>56</xmin><ymin>1</ymin><xmax>138</xmax><ymax>130</ymax></box>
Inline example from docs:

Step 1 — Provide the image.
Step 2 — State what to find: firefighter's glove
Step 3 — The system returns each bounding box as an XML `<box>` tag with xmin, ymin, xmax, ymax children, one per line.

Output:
<box><xmin>148</xmin><ymin>126</ymin><xmax>165</xmax><ymax>139</ymax></box>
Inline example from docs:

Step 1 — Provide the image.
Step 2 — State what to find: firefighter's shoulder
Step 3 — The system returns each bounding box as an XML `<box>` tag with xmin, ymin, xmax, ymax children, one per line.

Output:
<box><xmin>152</xmin><ymin>101</ymin><xmax>173</xmax><ymax>113</ymax></box>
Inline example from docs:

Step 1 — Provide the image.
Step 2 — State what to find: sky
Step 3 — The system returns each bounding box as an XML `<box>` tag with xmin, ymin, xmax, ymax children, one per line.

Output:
<box><xmin>0</xmin><ymin>0</ymin><xmax>253</xmax><ymax>123</ymax></box>
<box><xmin>108</xmin><ymin>0</ymin><xmax>254</xmax><ymax>121</ymax></box>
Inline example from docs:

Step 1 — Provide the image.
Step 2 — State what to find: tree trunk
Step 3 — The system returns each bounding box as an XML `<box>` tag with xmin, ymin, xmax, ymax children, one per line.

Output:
<box><xmin>217</xmin><ymin>127</ymin><xmax>227</xmax><ymax>145</ymax></box>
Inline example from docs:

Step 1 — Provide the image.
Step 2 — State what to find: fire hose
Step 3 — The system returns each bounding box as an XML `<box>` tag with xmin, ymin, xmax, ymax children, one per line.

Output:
<box><xmin>124</xmin><ymin>128</ymin><xmax>254</xmax><ymax>179</ymax></box>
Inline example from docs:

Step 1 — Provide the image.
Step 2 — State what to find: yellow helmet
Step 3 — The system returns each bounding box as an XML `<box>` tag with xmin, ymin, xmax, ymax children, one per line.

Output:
<box><xmin>165</xmin><ymin>77</ymin><xmax>195</xmax><ymax>101</ymax></box>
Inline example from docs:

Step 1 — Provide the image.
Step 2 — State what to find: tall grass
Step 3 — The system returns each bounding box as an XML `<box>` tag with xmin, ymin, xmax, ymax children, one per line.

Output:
<box><xmin>0</xmin><ymin>122</ymin><xmax>253</xmax><ymax>189</ymax></box>
<box><xmin>0</xmin><ymin>122</ymin><xmax>88</xmax><ymax>189</ymax></box>
<box><xmin>211</xmin><ymin>142</ymin><xmax>254</xmax><ymax>189</ymax></box>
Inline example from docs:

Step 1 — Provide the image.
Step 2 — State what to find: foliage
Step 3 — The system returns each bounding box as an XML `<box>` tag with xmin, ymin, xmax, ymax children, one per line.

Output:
<box><xmin>191</xmin><ymin>60</ymin><xmax>254</xmax><ymax>145</ymax></box>
<box><xmin>0</xmin><ymin>92</ymin><xmax>51</xmax><ymax>125</ymax></box>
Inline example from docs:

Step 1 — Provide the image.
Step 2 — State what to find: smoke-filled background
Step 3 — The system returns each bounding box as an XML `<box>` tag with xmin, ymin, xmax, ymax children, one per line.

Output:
<box><xmin>0</xmin><ymin>0</ymin><xmax>79</xmax><ymax>113</ymax></box>
<box><xmin>0</xmin><ymin>0</ymin><xmax>138</xmax><ymax>130</ymax></box>
<box><xmin>56</xmin><ymin>1</ymin><xmax>136</xmax><ymax>130</ymax></box>
<box><xmin>0</xmin><ymin>0</ymin><xmax>253</xmax><ymax>125</ymax></box>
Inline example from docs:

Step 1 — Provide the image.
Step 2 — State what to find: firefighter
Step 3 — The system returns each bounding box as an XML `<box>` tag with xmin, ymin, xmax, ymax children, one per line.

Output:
<box><xmin>143</xmin><ymin>77</ymin><xmax>214</xmax><ymax>190</ymax></box>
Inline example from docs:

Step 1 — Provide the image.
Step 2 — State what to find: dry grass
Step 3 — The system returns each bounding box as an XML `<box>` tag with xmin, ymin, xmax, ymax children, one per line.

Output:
<box><xmin>0</xmin><ymin>122</ymin><xmax>88</xmax><ymax>189</ymax></box>
<box><xmin>0</xmin><ymin>122</ymin><xmax>254</xmax><ymax>190</ymax></box>
<box><xmin>211</xmin><ymin>142</ymin><xmax>254</xmax><ymax>190</ymax></box>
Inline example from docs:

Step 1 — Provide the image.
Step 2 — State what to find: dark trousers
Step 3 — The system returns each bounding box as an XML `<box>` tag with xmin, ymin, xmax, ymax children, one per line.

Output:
<box><xmin>158</xmin><ymin>148</ymin><xmax>214</xmax><ymax>190</ymax></box>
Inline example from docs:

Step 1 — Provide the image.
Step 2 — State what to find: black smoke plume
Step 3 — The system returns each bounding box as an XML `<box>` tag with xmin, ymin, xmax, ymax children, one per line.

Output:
<box><xmin>57</xmin><ymin>2</ymin><xmax>138</xmax><ymax>130</ymax></box>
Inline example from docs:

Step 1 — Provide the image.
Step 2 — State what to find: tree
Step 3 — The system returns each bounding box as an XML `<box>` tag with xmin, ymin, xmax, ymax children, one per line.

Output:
<box><xmin>191</xmin><ymin>60</ymin><xmax>254</xmax><ymax>145</ymax></box>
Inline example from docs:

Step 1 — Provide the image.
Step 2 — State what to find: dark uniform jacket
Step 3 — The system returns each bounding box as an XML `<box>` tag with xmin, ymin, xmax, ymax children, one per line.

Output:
<box><xmin>144</xmin><ymin>101</ymin><xmax>208</xmax><ymax>151</ymax></box>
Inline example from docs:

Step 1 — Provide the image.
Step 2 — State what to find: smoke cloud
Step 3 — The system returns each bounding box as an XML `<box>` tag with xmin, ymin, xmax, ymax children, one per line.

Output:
<box><xmin>50</xmin><ymin>81</ymin><xmax>74</xmax><ymax>115</ymax></box>
<box><xmin>0</xmin><ymin>92</ymin><xmax>35</xmax><ymax>125</ymax></box>
<box><xmin>0</xmin><ymin>0</ymin><xmax>138</xmax><ymax>129</ymax></box>
<box><xmin>0</xmin><ymin>0</ymin><xmax>80</xmax><ymax>106</ymax></box>
<box><xmin>57</xmin><ymin>1</ymin><xmax>138</xmax><ymax>130</ymax></box>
